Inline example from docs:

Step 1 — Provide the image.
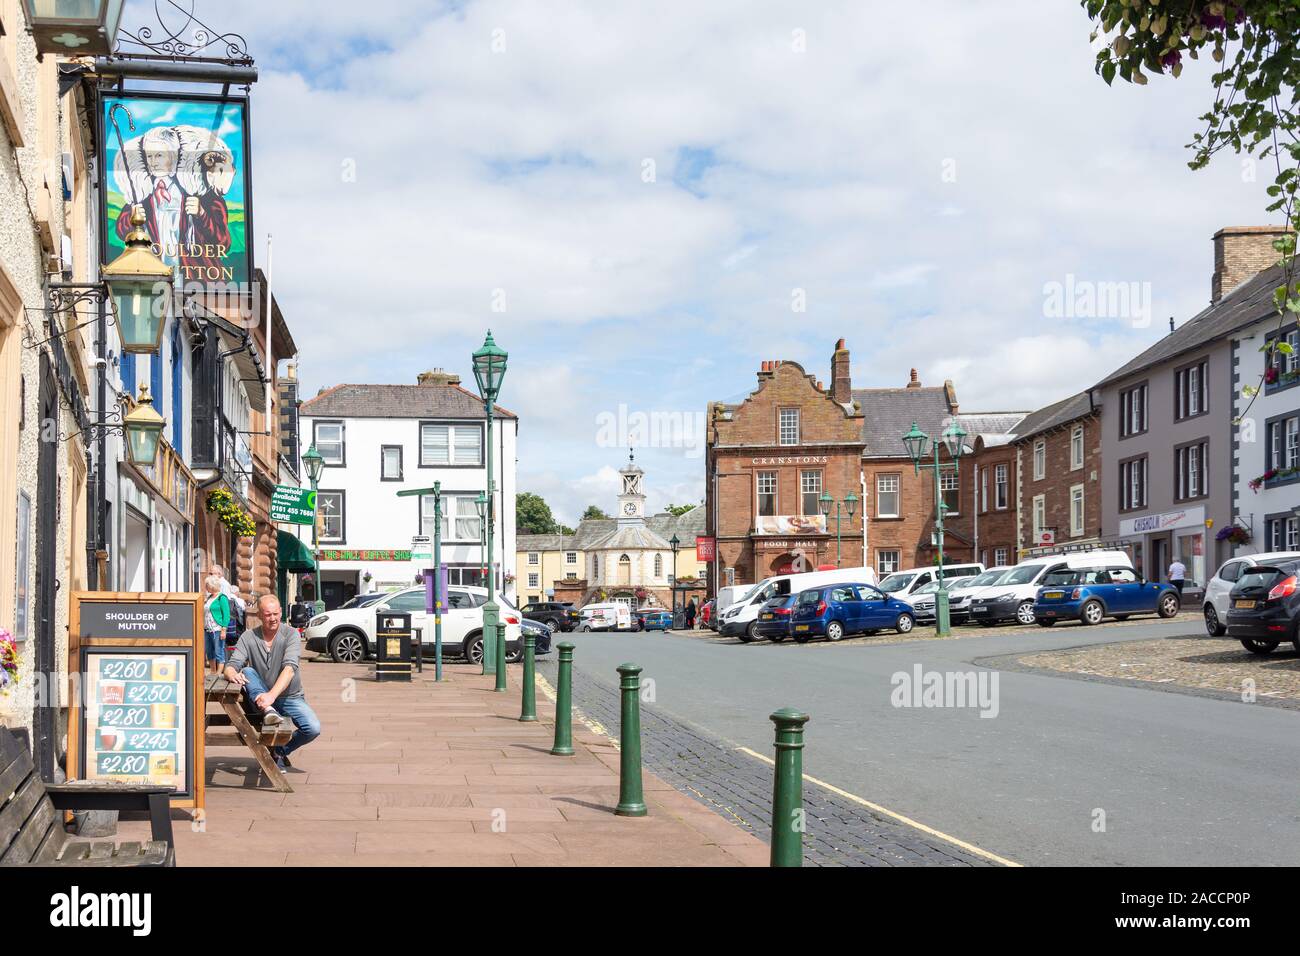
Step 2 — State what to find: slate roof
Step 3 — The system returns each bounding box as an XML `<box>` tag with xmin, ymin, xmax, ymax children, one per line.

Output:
<box><xmin>301</xmin><ymin>383</ymin><xmax>517</xmax><ymax>420</ymax></box>
<box><xmin>1011</xmin><ymin>391</ymin><xmax>1096</xmax><ymax>442</ymax></box>
<box><xmin>522</xmin><ymin>508</ymin><xmax>706</xmax><ymax>553</ymax></box>
<box><xmin>517</xmin><ymin>534</ymin><xmax>572</xmax><ymax>552</ymax></box>
<box><xmin>853</xmin><ymin>386</ymin><xmax>955</xmax><ymax>457</ymax></box>
<box><xmin>584</xmin><ymin>523</ymin><xmax>673</xmax><ymax>552</ymax></box>
<box><xmin>953</xmin><ymin>412</ymin><xmax>1026</xmax><ymax>438</ymax></box>
<box><xmin>1094</xmin><ymin>262</ymin><xmax>1285</xmax><ymax>389</ymax></box>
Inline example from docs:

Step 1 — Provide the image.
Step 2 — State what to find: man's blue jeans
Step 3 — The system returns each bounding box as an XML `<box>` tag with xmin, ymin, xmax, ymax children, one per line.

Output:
<box><xmin>240</xmin><ymin>667</ymin><xmax>321</xmax><ymax>756</ymax></box>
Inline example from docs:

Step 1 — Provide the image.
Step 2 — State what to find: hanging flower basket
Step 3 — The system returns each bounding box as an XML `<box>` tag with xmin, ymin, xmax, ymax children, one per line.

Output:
<box><xmin>205</xmin><ymin>489</ymin><xmax>257</xmax><ymax>538</ymax></box>
<box><xmin>0</xmin><ymin>628</ymin><xmax>18</xmax><ymax>695</ymax></box>
<box><xmin>1215</xmin><ymin>525</ymin><xmax>1251</xmax><ymax>545</ymax></box>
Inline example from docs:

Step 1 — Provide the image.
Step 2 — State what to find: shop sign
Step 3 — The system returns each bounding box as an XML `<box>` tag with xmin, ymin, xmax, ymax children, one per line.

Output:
<box><xmin>270</xmin><ymin>484</ymin><xmax>316</xmax><ymax>525</ymax></box>
<box><xmin>1118</xmin><ymin>505</ymin><xmax>1205</xmax><ymax>538</ymax></box>
<box><xmin>696</xmin><ymin>536</ymin><xmax>716</xmax><ymax>561</ymax></box>
<box><xmin>317</xmin><ymin>549</ymin><xmax>412</xmax><ymax>562</ymax></box>
<box><xmin>756</xmin><ymin>515</ymin><xmax>827</xmax><ymax>535</ymax></box>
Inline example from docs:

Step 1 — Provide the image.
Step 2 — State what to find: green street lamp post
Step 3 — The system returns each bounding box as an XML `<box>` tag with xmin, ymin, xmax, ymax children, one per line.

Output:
<box><xmin>669</xmin><ymin>534</ymin><xmax>680</xmax><ymax>621</ymax></box>
<box><xmin>475</xmin><ymin>490</ymin><xmax>491</xmax><ymax>675</ymax></box>
<box><xmin>901</xmin><ymin>420</ymin><xmax>967</xmax><ymax>637</ymax></box>
<box><xmin>302</xmin><ymin>443</ymin><xmax>326</xmax><ymax>615</ymax></box>
<box><xmin>817</xmin><ymin>491</ymin><xmax>859</xmax><ymax>567</ymax></box>
<box><xmin>473</xmin><ymin>331</ymin><xmax>508</xmax><ymax>680</ymax></box>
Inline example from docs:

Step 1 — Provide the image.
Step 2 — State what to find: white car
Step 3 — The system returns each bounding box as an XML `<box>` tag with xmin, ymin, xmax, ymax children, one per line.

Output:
<box><xmin>304</xmin><ymin>585</ymin><xmax>523</xmax><ymax>664</ymax></box>
<box><xmin>577</xmin><ymin>603</ymin><xmax>632</xmax><ymax>631</ymax></box>
<box><xmin>1203</xmin><ymin>551</ymin><xmax>1300</xmax><ymax>635</ymax></box>
<box><xmin>968</xmin><ymin>550</ymin><xmax>1133</xmax><ymax>626</ymax></box>
<box><xmin>878</xmin><ymin>563</ymin><xmax>985</xmax><ymax>600</ymax></box>
<box><xmin>908</xmin><ymin>567</ymin><xmax>1013</xmax><ymax>623</ymax></box>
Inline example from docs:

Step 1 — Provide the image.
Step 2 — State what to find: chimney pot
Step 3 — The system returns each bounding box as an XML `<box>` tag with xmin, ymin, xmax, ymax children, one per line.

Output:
<box><xmin>417</xmin><ymin>368</ymin><xmax>461</xmax><ymax>386</ymax></box>
<box><xmin>906</xmin><ymin>368</ymin><xmax>921</xmax><ymax>389</ymax></box>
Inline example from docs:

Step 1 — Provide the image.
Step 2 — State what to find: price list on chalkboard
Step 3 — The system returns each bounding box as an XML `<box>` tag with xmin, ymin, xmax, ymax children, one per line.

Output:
<box><xmin>84</xmin><ymin>652</ymin><xmax>188</xmax><ymax>791</ymax></box>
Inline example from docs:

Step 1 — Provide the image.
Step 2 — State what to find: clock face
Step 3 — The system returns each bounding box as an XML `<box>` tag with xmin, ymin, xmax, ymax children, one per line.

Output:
<box><xmin>624</xmin><ymin>503</ymin><xmax>637</xmax><ymax>515</ymax></box>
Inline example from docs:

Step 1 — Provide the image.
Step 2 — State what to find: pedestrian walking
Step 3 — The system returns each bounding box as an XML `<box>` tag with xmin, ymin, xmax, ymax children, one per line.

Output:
<box><xmin>202</xmin><ymin>575</ymin><xmax>230</xmax><ymax>675</ymax></box>
<box><xmin>685</xmin><ymin>598</ymin><xmax>697</xmax><ymax>629</ymax></box>
<box><xmin>224</xmin><ymin>594</ymin><xmax>322</xmax><ymax>770</ymax></box>
<box><xmin>1168</xmin><ymin>557</ymin><xmax>1187</xmax><ymax>597</ymax></box>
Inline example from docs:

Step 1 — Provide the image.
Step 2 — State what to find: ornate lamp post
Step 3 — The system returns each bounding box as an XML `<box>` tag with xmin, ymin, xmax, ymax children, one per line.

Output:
<box><xmin>669</xmin><ymin>534</ymin><xmax>680</xmax><ymax>621</ymax></box>
<box><xmin>817</xmin><ymin>491</ymin><xmax>859</xmax><ymax>567</ymax></box>
<box><xmin>472</xmin><ymin>331</ymin><xmax>508</xmax><ymax>682</ymax></box>
<box><xmin>901</xmin><ymin>420</ymin><xmax>967</xmax><ymax>636</ymax></box>
<box><xmin>302</xmin><ymin>443</ymin><xmax>326</xmax><ymax>614</ymax></box>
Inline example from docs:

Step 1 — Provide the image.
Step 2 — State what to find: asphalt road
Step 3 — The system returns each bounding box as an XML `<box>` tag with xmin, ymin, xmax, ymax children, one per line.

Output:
<box><xmin>552</xmin><ymin>619</ymin><xmax>1300</xmax><ymax>866</ymax></box>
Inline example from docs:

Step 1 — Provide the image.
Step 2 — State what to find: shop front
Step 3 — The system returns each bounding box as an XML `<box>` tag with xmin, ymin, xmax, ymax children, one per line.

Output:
<box><xmin>1118</xmin><ymin>505</ymin><xmax>1210</xmax><ymax>586</ymax></box>
<box><xmin>118</xmin><ymin>443</ymin><xmax>198</xmax><ymax>594</ymax></box>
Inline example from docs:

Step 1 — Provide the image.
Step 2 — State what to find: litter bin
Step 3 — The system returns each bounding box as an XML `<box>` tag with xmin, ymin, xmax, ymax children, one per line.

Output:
<box><xmin>375</xmin><ymin>610</ymin><xmax>413</xmax><ymax>682</ymax></box>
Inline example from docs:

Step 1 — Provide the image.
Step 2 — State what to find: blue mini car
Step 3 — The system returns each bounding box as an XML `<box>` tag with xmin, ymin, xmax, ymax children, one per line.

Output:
<box><xmin>634</xmin><ymin>609</ymin><xmax>672</xmax><ymax>632</ymax></box>
<box><xmin>1033</xmin><ymin>565</ymin><xmax>1181</xmax><ymax>626</ymax></box>
<box><xmin>790</xmin><ymin>583</ymin><xmax>916</xmax><ymax>642</ymax></box>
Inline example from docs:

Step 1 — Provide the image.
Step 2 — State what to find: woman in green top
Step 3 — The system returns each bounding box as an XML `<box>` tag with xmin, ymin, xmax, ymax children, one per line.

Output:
<box><xmin>203</xmin><ymin>574</ymin><xmax>231</xmax><ymax>673</ymax></box>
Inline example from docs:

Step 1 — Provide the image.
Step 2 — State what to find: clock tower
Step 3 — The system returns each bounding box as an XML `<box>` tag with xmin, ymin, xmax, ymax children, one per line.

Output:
<box><xmin>617</xmin><ymin>449</ymin><xmax>646</xmax><ymax>525</ymax></box>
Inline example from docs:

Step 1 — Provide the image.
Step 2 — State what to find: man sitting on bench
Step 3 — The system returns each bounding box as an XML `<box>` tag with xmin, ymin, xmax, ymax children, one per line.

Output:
<box><xmin>224</xmin><ymin>594</ymin><xmax>322</xmax><ymax>770</ymax></box>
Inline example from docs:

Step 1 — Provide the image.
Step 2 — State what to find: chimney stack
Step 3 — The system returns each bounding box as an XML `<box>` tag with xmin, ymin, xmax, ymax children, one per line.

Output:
<box><xmin>1212</xmin><ymin>226</ymin><xmax>1291</xmax><ymax>303</ymax></box>
<box><xmin>944</xmin><ymin>379</ymin><xmax>958</xmax><ymax>413</ymax></box>
<box><xmin>417</xmin><ymin>368</ymin><xmax>461</xmax><ymax>386</ymax></box>
<box><xmin>831</xmin><ymin>338</ymin><xmax>852</xmax><ymax>404</ymax></box>
<box><xmin>906</xmin><ymin>368</ymin><xmax>921</xmax><ymax>389</ymax></box>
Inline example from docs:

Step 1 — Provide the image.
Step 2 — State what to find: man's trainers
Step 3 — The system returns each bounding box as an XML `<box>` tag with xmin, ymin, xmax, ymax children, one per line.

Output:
<box><xmin>262</xmin><ymin>707</ymin><xmax>282</xmax><ymax>727</ymax></box>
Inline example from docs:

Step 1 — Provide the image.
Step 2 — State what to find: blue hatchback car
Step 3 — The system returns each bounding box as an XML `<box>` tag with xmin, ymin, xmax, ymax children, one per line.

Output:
<box><xmin>634</xmin><ymin>609</ymin><xmax>672</xmax><ymax>632</ymax></box>
<box><xmin>1033</xmin><ymin>565</ymin><xmax>1181</xmax><ymax>626</ymax></box>
<box><xmin>790</xmin><ymin>583</ymin><xmax>916</xmax><ymax>642</ymax></box>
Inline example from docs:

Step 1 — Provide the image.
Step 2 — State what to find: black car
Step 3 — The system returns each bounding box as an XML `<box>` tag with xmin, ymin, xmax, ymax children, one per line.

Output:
<box><xmin>519</xmin><ymin>617</ymin><xmax>553</xmax><ymax>656</ymax></box>
<box><xmin>521</xmin><ymin>601</ymin><xmax>579</xmax><ymax>631</ymax></box>
<box><xmin>752</xmin><ymin>595</ymin><xmax>798</xmax><ymax>642</ymax></box>
<box><xmin>1225</xmin><ymin>560</ymin><xmax>1300</xmax><ymax>655</ymax></box>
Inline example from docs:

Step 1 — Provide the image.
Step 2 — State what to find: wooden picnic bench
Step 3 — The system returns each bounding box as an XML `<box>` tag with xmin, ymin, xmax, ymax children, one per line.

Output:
<box><xmin>204</xmin><ymin>674</ymin><xmax>296</xmax><ymax>793</ymax></box>
<box><xmin>0</xmin><ymin>726</ymin><xmax>175</xmax><ymax>867</ymax></box>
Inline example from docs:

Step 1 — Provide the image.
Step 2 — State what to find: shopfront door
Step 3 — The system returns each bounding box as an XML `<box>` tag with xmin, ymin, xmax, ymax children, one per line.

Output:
<box><xmin>1151</xmin><ymin>535</ymin><xmax>1170</xmax><ymax>584</ymax></box>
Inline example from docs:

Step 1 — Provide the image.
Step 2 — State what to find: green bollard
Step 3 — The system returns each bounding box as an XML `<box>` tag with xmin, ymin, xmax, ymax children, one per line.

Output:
<box><xmin>519</xmin><ymin>633</ymin><xmax>537</xmax><ymax>722</ymax></box>
<box><xmin>769</xmin><ymin>707</ymin><xmax>810</xmax><ymax>867</ymax></box>
<box><xmin>495</xmin><ymin>623</ymin><xmax>508</xmax><ymax>693</ymax></box>
<box><xmin>615</xmin><ymin>663</ymin><xmax>647</xmax><ymax>817</ymax></box>
<box><xmin>550</xmin><ymin>642</ymin><xmax>575</xmax><ymax>756</ymax></box>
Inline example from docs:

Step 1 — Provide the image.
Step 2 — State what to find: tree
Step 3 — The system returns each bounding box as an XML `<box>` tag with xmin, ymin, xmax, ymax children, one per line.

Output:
<box><xmin>581</xmin><ymin>505</ymin><xmax>611</xmax><ymax>520</ymax></box>
<box><xmin>1083</xmin><ymin>1</ymin><xmax>1300</xmax><ymax>415</ymax></box>
<box><xmin>664</xmin><ymin>503</ymin><xmax>698</xmax><ymax>516</ymax></box>
<box><xmin>517</xmin><ymin>492</ymin><xmax>560</xmax><ymax>535</ymax></box>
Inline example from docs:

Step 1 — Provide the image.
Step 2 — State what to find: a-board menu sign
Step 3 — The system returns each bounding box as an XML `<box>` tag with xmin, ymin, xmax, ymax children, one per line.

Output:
<box><xmin>68</xmin><ymin>593</ymin><xmax>205</xmax><ymax>811</ymax></box>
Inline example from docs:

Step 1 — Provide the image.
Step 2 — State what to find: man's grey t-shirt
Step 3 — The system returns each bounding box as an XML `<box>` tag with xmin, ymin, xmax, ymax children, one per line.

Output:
<box><xmin>228</xmin><ymin>623</ymin><xmax>304</xmax><ymax>698</ymax></box>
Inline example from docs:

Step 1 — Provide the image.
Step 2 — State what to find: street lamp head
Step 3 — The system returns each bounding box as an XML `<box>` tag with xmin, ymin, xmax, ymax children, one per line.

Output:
<box><xmin>669</xmin><ymin>534</ymin><xmax>680</xmax><ymax>552</ymax></box>
<box><xmin>302</xmin><ymin>443</ymin><xmax>325</xmax><ymax>485</ymax></box>
<box><xmin>844</xmin><ymin>491</ymin><xmax>859</xmax><ymax>517</ymax></box>
<box><xmin>21</xmin><ymin>0</ymin><xmax>126</xmax><ymax>57</ymax></box>
<box><xmin>472</xmin><ymin>330</ymin><xmax>508</xmax><ymax>402</ymax></box>
<box><xmin>474</xmin><ymin>491</ymin><xmax>489</xmax><ymax>521</ymax></box>
<box><xmin>102</xmin><ymin>205</ymin><xmax>174</xmax><ymax>354</ymax></box>
<box><xmin>123</xmin><ymin>384</ymin><xmax>165</xmax><ymax>466</ymax></box>
<box><xmin>818</xmin><ymin>491</ymin><xmax>834</xmax><ymax>516</ymax></box>
<box><xmin>901</xmin><ymin>421</ymin><xmax>928</xmax><ymax>467</ymax></box>
<box><xmin>941</xmin><ymin>420</ymin><xmax>968</xmax><ymax>460</ymax></box>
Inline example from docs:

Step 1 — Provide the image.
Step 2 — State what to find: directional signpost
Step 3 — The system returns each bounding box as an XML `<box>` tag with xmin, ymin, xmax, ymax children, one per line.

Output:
<box><xmin>398</xmin><ymin>485</ymin><xmax>445</xmax><ymax>681</ymax></box>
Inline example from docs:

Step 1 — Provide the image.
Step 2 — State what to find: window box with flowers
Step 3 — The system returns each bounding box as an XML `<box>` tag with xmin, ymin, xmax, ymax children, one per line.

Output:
<box><xmin>1249</xmin><ymin>466</ymin><xmax>1300</xmax><ymax>492</ymax></box>
<box><xmin>0</xmin><ymin>628</ymin><xmax>18</xmax><ymax>696</ymax></box>
<box><xmin>205</xmin><ymin>488</ymin><xmax>257</xmax><ymax>537</ymax></box>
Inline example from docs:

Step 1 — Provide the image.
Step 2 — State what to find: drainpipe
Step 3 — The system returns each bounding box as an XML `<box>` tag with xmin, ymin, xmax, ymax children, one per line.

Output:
<box><xmin>859</xmin><ymin>469</ymin><xmax>868</xmax><ymax>571</ymax></box>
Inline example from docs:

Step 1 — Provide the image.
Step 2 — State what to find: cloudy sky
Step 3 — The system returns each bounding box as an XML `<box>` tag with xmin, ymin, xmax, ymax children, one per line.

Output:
<box><xmin>128</xmin><ymin>1</ymin><xmax>1274</xmax><ymax>525</ymax></box>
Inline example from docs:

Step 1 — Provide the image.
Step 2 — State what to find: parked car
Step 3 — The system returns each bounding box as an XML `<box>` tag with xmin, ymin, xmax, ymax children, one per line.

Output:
<box><xmin>790</xmin><ymin>583</ymin><xmax>915</xmax><ymax>643</ymax></box>
<box><xmin>906</xmin><ymin>571</ymin><xmax>1003</xmax><ymax>624</ymax></box>
<box><xmin>633</xmin><ymin>608</ymin><xmax>672</xmax><ymax>631</ymax></box>
<box><xmin>1225</xmin><ymin>559</ymin><xmax>1300</xmax><ymax>655</ymax></box>
<box><xmin>337</xmin><ymin>592</ymin><xmax>388</xmax><ymax>611</ymax></box>
<box><xmin>1203</xmin><ymin>551</ymin><xmax>1300</xmax><ymax>636</ymax></box>
<box><xmin>304</xmin><ymin>585</ymin><xmax>523</xmax><ymax>664</ymax></box>
<box><xmin>521</xmin><ymin>601</ymin><xmax>580</xmax><ymax>632</ymax></box>
<box><xmin>715</xmin><ymin>585</ymin><xmax>754</xmax><ymax>617</ymax></box>
<box><xmin>519</xmin><ymin>616</ymin><xmax>553</xmax><ymax>655</ymax></box>
<box><xmin>577</xmin><ymin>602</ymin><xmax>632</xmax><ymax>631</ymax></box>
<box><xmin>719</xmin><ymin>566</ymin><xmax>879</xmax><ymax>642</ymax></box>
<box><xmin>753</xmin><ymin>594</ymin><xmax>799</xmax><ymax>642</ymax></box>
<box><xmin>878</xmin><ymin>563</ymin><xmax>985</xmax><ymax>600</ymax></box>
<box><xmin>1033</xmin><ymin>565</ymin><xmax>1181</xmax><ymax>626</ymax></box>
<box><xmin>968</xmin><ymin>550</ymin><xmax>1133</xmax><ymax>626</ymax></box>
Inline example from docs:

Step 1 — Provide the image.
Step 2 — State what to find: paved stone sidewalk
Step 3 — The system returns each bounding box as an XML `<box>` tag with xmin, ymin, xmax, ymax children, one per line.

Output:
<box><xmin>538</xmin><ymin>657</ymin><xmax>995</xmax><ymax>866</ymax></box>
<box><xmin>114</xmin><ymin>656</ymin><xmax>769</xmax><ymax>866</ymax></box>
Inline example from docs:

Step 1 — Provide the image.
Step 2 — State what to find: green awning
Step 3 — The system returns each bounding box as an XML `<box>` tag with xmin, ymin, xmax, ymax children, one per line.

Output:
<box><xmin>277</xmin><ymin>530</ymin><xmax>317</xmax><ymax>572</ymax></box>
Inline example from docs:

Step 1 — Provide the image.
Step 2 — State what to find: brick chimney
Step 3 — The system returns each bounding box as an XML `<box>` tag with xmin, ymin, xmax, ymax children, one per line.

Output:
<box><xmin>417</xmin><ymin>368</ymin><xmax>461</xmax><ymax>386</ymax></box>
<box><xmin>944</xmin><ymin>379</ymin><xmax>959</xmax><ymax>413</ymax></box>
<box><xmin>1212</xmin><ymin>226</ymin><xmax>1291</xmax><ymax>303</ymax></box>
<box><xmin>906</xmin><ymin>368</ymin><xmax>921</xmax><ymax>389</ymax></box>
<box><xmin>830</xmin><ymin>338</ymin><xmax>851</xmax><ymax>404</ymax></box>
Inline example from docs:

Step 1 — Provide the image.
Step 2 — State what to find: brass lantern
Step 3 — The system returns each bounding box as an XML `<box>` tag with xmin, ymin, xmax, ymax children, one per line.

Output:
<box><xmin>123</xmin><ymin>384</ymin><xmax>165</xmax><ymax>466</ymax></box>
<box><xmin>102</xmin><ymin>205</ymin><xmax>174</xmax><ymax>354</ymax></box>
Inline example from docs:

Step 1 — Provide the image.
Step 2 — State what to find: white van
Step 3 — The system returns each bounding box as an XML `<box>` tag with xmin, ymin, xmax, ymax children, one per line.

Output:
<box><xmin>719</xmin><ymin>566</ymin><xmax>878</xmax><ymax>642</ymax></box>
<box><xmin>880</xmin><ymin>563</ymin><xmax>985</xmax><ymax>602</ymax></box>
<box><xmin>577</xmin><ymin>602</ymin><xmax>632</xmax><ymax>632</ymax></box>
<box><xmin>715</xmin><ymin>585</ymin><xmax>753</xmax><ymax>616</ymax></box>
<box><xmin>967</xmin><ymin>550</ymin><xmax>1133</xmax><ymax>626</ymax></box>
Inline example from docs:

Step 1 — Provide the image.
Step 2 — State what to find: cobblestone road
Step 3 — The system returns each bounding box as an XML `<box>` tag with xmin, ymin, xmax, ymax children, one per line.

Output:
<box><xmin>537</xmin><ymin>657</ymin><xmax>994</xmax><ymax>866</ymax></box>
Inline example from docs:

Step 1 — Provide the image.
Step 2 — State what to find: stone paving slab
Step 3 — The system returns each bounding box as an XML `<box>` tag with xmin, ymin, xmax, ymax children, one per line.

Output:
<box><xmin>113</xmin><ymin>655</ymin><xmax>767</xmax><ymax>867</ymax></box>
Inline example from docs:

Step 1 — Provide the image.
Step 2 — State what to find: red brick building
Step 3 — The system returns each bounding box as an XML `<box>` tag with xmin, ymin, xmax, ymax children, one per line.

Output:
<box><xmin>705</xmin><ymin>341</ymin><xmax>1025</xmax><ymax>590</ymax></box>
<box><xmin>1010</xmin><ymin>392</ymin><xmax>1103</xmax><ymax>558</ymax></box>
